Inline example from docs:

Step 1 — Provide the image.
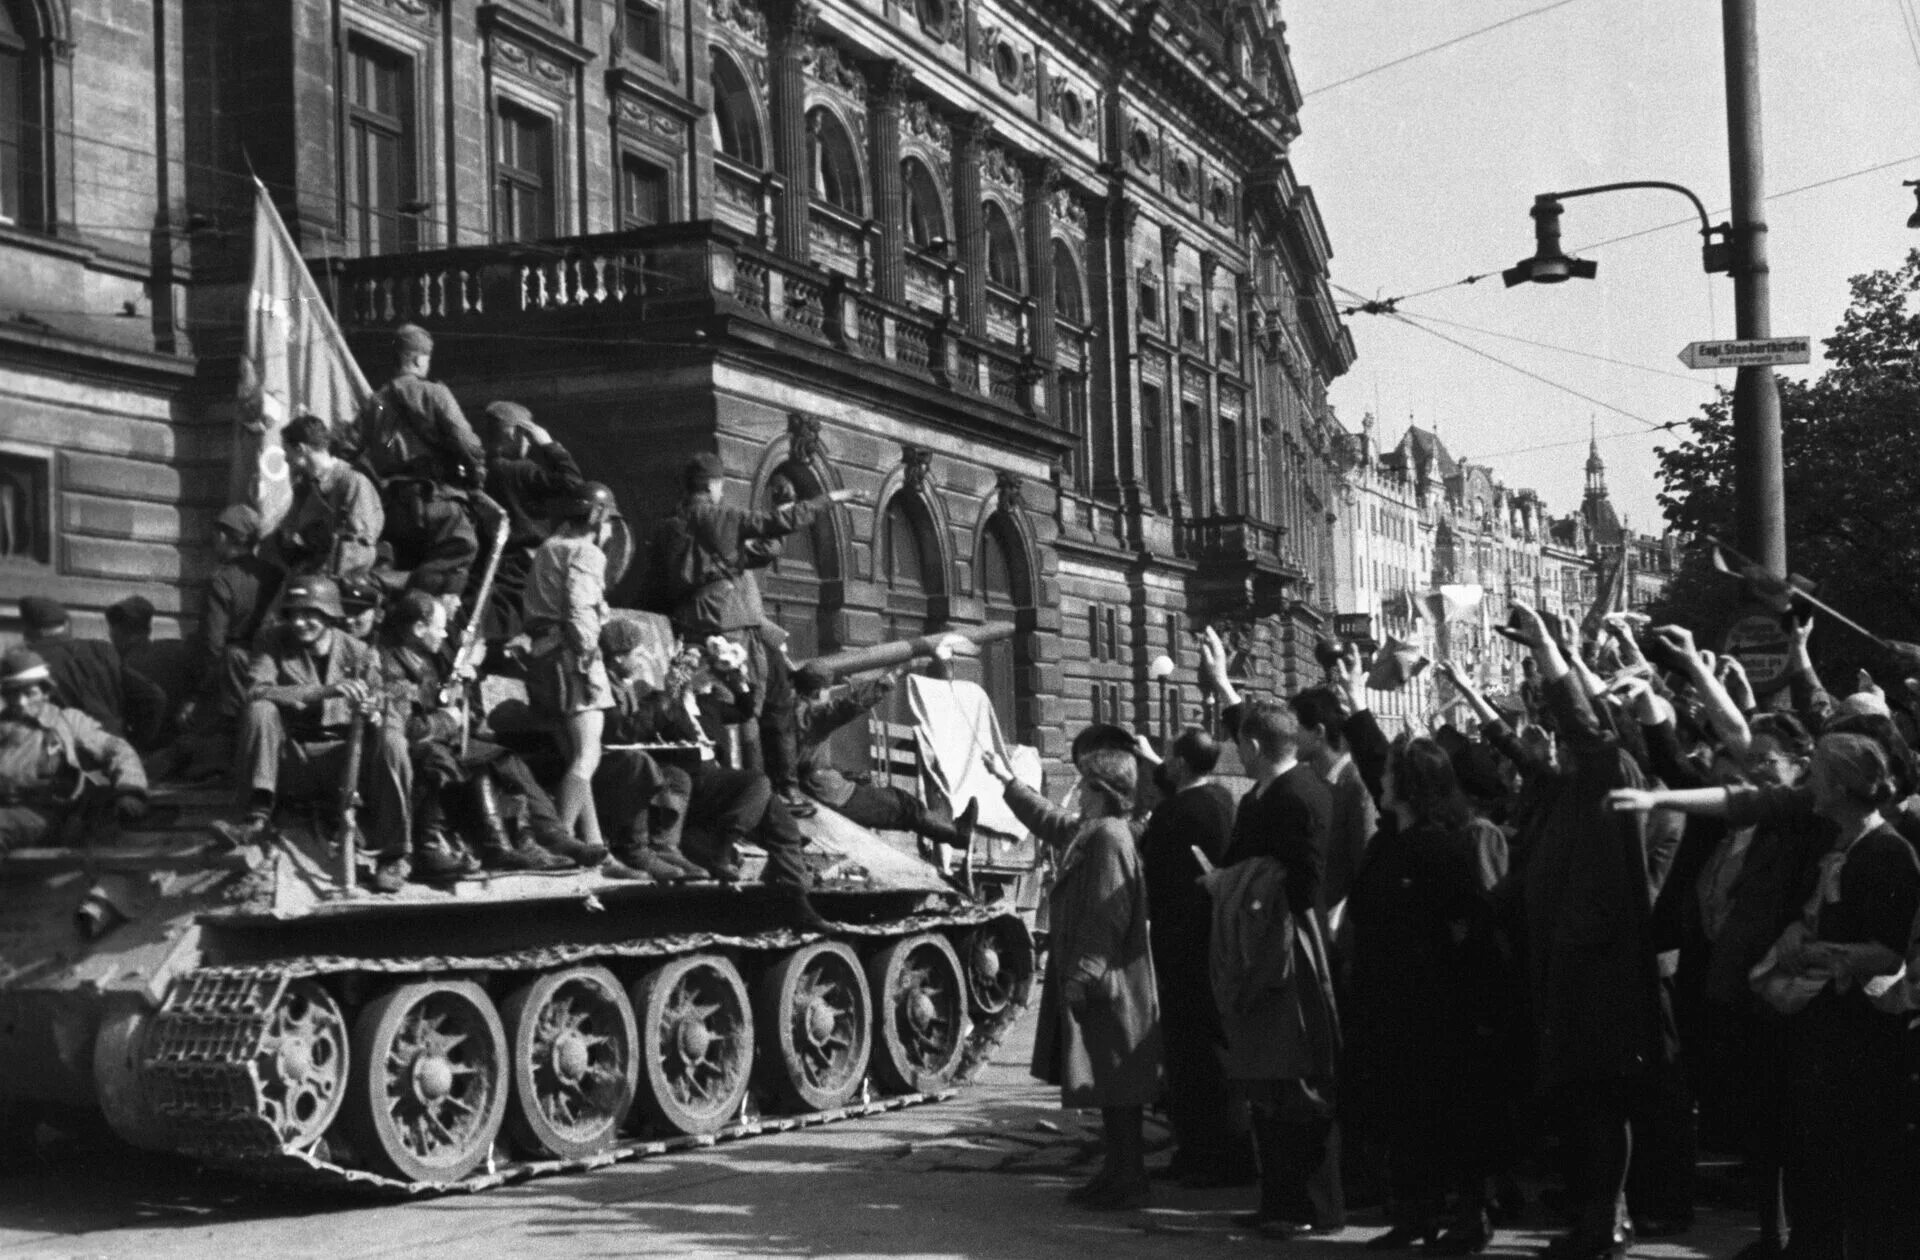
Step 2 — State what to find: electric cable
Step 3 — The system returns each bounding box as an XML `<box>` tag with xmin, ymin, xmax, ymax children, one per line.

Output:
<box><xmin>1302</xmin><ymin>0</ymin><xmax>1586</xmax><ymax>99</ymax></box>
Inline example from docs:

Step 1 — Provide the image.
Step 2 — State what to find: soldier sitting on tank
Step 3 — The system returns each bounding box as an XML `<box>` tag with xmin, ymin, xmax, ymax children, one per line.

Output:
<box><xmin>478</xmin><ymin>401</ymin><xmax>583</xmax><ymax>642</ymax></box>
<box><xmin>166</xmin><ymin>505</ymin><xmax>280</xmax><ymax>783</ymax></box>
<box><xmin>378</xmin><ymin>590</ymin><xmax>581</xmax><ymax>878</ymax></box>
<box><xmin>337</xmin><ymin>574</ymin><xmax>385</xmax><ymax>642</ymax></box>
<box><xmin>0</xmin><ymin>647</ymin><xmax>149</xmax><ymax>860</ymax></box>
<box><xmin>106</xmin><ymin>597</ymin><xmax>194</xmax><ymax>749</ymax></box>
<box><xmin>591</xmin><ymin>618</ymin><xmax>716</xmax><ymax>885</ymax></box>
<box><xmin>350</xmin><ymin>323</ymin><xmax>483</xmax><ymax>599</ymax></box>
<box><xmin>18</xmin><ymin>596</ymin><xmax>167</xmax><ymax>749</ymax></box>
<box><xmin>226</xmin><ymin>575</ymin><xmax>416</xmax><ymax>893</ymax></box>
<box><xmin>790</xmin><ymin>664</ymin><xmax>979</xmax><ymax>877</ymax></box>
<box><xmin>267</xmin><ymin>413</ymin><xmax>384</xmax><ymax>582</ymax></box>
<box><xmin>650</xmin><ymin>453</ymin><xmax>860</xmax><ymax>820</ymax></box>
<box><xmin>599</xmin><ymin>624</ymin><xmax>829</xmax><ymax>929</ymax></box>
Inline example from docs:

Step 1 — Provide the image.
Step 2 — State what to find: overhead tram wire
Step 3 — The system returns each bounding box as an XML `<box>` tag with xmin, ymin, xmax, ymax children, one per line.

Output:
<box><xmin>1301</xmin><ymin>0</ymin><xmax>1587</xmax><ymax>98</ymax></box>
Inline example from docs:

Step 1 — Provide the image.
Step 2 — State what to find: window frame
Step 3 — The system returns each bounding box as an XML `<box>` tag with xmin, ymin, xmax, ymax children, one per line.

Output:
<box><xmin>492</xmin><ymin>95</ymin><xmax>558</xmax><ymax>242</ymax></box>
<box><xmin>709</xmin><ymin>48</ymin><xmax>765</xmax><ymax>168</ymax></box>
<box><xmin>341</xmin><ymin>33</ymin><xmax>420</xmax><ymax>257</ymax></box>
<box><xmin>617</xmin><ymin>149</ymin><xmax>671</xmax><ymax>229</ymax></box>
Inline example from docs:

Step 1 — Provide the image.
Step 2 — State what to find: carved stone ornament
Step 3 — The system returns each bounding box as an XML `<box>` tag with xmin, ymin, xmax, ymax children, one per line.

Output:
<box><xmin>376</xmin><ymin>0</ymin><xmax>434</xmax><ymax>22</ymax></box>
<box><xmin>616</xmin><ymin>96</ymin><xmax>685</xmax><ymax>140</ymax></box>
<box><xmin>1049</xmin><ymin>186</ymin><xmax>1087</xmax><ymax>231</ymax></box>
<box><xmin>996</xmin><ymin>470</ymin><xmax>1026</xmax><ymax>514</ymax></box>
<box><xmin>976</xmin><ymin>26</ymin><xmax>1035</xmax><ymax>98</ymax></box>
<box><xmin>979</xmin><ymin>144</ymin><xmax>1019</xmax><ymax>194</ymax></box>
<box><xmin>902</xmin><ymin>445</ymin><xmax>934</xmax><ymax>491</ymax></box>
<box><xmin>1047</xmin><ymin>78</ymin><xmax>1092</xmax><ymax>139</ymax></box>
<box><xmin>902</xmin><ymin>98</ymin><xmax>952</xmax><ymax>149</ymax></box>
<box><xmin>911</xmin><ymin>0</ymin><xmax>962</xmax><ymax>46</ymax></box>
<box><xmin>1126</xmin><ymin>124</ymin><xmax>1155</xmax><ymax>172</ymax></box>
<box><xmin>802</xmin><ymin>36</ymin><xmax>865</xmax><ymax>96</ymax></box>
<box><xmin>707</xmin><ymin>0</ymin><xmax>768</xmax><ymax>45</ymax></box>
<box><xmin>492</xmin><ymin>36</ymin><xmax>571</xmax><ymax>88</ymax></box>
<box><xmin>788</xmin><ymin>411</ymin><xmax>827</xmax><ymax>465</ymax></box>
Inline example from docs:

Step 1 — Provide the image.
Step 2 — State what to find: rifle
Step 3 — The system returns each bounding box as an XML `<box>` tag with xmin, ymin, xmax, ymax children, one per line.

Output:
<box><xmin>443</xmin><ymin>490</ymin><xmax>510</xmax><ymax>757</ymax></box>
<box><xmin>335</xmin><ymin>709</ymin><xmax>368</xmax><ymax>895</ymax></box>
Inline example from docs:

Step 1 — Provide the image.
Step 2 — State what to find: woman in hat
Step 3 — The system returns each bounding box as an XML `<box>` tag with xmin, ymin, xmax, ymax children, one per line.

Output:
<box><xmin>982</xmin><ymin>744</ymin><xmax>1161</xmax><ymax>1210</ymax></box>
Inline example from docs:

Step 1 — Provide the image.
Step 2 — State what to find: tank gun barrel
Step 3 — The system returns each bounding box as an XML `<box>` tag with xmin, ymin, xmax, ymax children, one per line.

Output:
<box><xmin>800</xmin><ymin>621</ymin><xmax>1016</xmax><ymax>679</ymax></box>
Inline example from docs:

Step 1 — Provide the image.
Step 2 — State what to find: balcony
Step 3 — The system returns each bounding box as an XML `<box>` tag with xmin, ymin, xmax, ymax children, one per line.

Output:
<box><xmin>320</xmin><ymin>220</ymin><xmax>1051</xmax><ymax>426</ymax></box>
<box><xmin>1175</xmin><ymin>513</ymin><xmax>1304</xmax><ymax>620</ymax></box>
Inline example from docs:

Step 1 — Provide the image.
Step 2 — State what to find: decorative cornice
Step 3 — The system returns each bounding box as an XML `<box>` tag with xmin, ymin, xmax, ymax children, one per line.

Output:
<box><xmin>479</xmin><ymin>4</ymin><xmax>595</xmax><ymax>69</ymax></box>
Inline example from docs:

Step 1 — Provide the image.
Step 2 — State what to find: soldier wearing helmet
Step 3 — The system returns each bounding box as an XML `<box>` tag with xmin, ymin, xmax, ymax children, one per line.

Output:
<box><xmin>229</xmin><ymin>574</ymin><xmax>418</xmax><ymax>892</ymax></box>
<box><xmin>0</xmin><ymin>646</ymin><xmax>148</xmax><ymax>862</ymax></box>
<box><xmin>478</xmin><ymin>400</ymin><xmax>583</xmax><ymax>640</ymax></box>
<box><xmin>349</xmin><ymin>323</ymin><xmax>484</xmax><ymax>598</ymax></box>
<box><xmin>521</xmin><ymin>481</ymin><xmax>623</xmax><ymax>854</ymax></box>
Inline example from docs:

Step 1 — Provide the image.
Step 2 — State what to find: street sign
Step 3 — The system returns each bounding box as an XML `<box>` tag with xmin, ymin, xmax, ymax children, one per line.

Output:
<box><xmin>1724</xmin><ymin>612</ymin><xmax>1791</xmax><ymax>686</ymax></box>
<box><xmin>1677</xmin><ymin>337</ymin><xmax>1811</xmax><ymax>369</ymax></box>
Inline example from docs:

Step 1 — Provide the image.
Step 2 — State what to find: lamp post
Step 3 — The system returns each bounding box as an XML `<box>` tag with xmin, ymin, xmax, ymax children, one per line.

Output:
<box><xmin>1505</xmin><ymin>0</ymin><xmax>1787</xmax><ymax>579</ymax></box>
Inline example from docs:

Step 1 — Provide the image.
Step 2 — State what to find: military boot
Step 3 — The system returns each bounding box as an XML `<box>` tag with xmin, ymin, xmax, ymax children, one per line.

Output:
<box><xmin>470</xmin><ymin>777</ymin><xmax>569</xmax><ymax>872</ymax></box>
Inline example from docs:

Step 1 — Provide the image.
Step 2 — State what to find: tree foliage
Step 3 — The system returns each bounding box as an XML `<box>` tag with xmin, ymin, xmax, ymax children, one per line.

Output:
<box><xmin>1651</xmin><ymin>250</ymin><xmax>1920</xmax><ymax>675</ymax></box>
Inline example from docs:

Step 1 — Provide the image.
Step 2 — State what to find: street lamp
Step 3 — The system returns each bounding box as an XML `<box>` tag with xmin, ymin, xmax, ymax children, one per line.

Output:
<box><xmin>1904</xmin><ymin>180</ymin><xmax>1920</xmax><ymax>230</ymax></box>
<box><xmin>1502</xmin><ymin>182</ymin><xmax>1730</xmax><ymax>288</ymax></box>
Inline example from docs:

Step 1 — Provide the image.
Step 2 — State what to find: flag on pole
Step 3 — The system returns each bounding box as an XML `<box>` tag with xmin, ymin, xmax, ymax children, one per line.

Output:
<box><xmin>234</xmin><ymin>177</ymin><xmax>371</xmax><ymax>531</ymax></box>
<box><xmin>1580</xmin><ymin>550</ymin><xmax>1629</xmax><ymax>643</ymax></box>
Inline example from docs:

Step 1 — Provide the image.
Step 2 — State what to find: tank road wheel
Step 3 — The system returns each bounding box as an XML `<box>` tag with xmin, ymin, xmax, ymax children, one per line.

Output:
<box><xmin>342</xmin><ymin>980</ymin><xmax>508</xmax><ymax>1184</ymax></box>
<box><xmin>252</xmin><ymin>980</ymin><xmax>350</xmax><ymax>1151</ymax></box>
<box><xmin>756</xmin><ymin>941</ymin><xmax>872</xmax><ymax>1112</ymax></box>
<box><xmin>963</xmin><ymin>918</ymin><xmax>1036</xmax><ymax>1019</ymax></box>
<box><xmin>501</xmin><ymin>966</ymin><xmax>638</xmax><ymax>1159</ymax></box>
<box><xmin>629</xmin><ymin>955</ymin><xmax>755</xmax><ymax>1136</ymax></box>
<box><xmin>94</xmin><ymin>1006</ymin><xmax>171</xmax><ymax>1152</ymax></box>
<box><xmin>865</xmin><ymin>934</ymin><xmax>968</xmax><ymax>1095</ymax></box>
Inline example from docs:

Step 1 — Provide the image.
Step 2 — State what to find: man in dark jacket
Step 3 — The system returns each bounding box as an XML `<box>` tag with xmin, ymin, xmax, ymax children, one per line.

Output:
<box><xmin>20</xmin><ymin>596</ymin><xmax>165</xmax><ymax>747</ymax></box>
<box><xmin>479</xmin><ymin>400</ymin><xmax>583</xmax><ymax>639</ymax></box>
<box><xmin>1137</xmin><ymin>725</ymin><xmax>1242</xmax><ymax>1187</ymax></box>
<box><xmin>789</xmin><ymin>663</ymin><xmax>976</xmax><ymax>874</ymax></box>
<box><xmin>106</xmin><ymin>596</ymin><xmax>193</xmax><ymax>751</ymax></box>
<box><xmin>170</xmin><ymin>505</ymin><xmax>279</xmax><ymax>781</ymax></box>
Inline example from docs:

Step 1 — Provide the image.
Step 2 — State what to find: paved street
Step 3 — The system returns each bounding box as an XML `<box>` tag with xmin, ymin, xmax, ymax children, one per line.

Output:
<box><xmin>2</xmin><ymin>1008</ymin><xmax>1756</xmax><ymax>1260</ymax></box>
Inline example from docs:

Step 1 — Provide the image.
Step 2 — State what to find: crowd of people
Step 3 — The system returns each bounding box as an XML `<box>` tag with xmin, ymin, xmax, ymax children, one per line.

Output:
<box><xmin>0</xmin><ymin>323</ymin><xmax>956</xmax><ymax>935</ymax></box>
<box><xmin>997</xmin><ymin>603</ymin><xmax>1920</xmax><ymax>1259</ymax></box>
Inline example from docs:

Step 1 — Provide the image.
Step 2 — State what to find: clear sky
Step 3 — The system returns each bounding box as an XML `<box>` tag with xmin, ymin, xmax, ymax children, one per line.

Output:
<box><xmin>1284</xmin><ymin>0</ymin><xmax>1920</xmax><ymax>535</ymax></box>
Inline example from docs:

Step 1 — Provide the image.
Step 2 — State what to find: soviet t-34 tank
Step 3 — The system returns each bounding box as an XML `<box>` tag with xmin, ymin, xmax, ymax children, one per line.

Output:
<box><xmin>0</xmin><ymin>620</ymin><xmax>1034</xmax><ymax>1192</ymax></box>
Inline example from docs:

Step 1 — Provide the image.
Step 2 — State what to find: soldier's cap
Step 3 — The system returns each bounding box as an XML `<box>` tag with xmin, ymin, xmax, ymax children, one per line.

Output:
<box><xmin>338</xmin><ymin>575</ymin><xmax>384</xmax><ymax>614</ymax></box>
<box><xmin>18</xmin><ymin>596</ymin><xmax>68</xmax><ymax>632</ymax></box>
<box><xmin>106</xmin><ymin>596</ymin><xmax>156</xmax><ymax>632</ymax></box>
<box><xmin>394</xmin><ymin>323</ymin><xmax>434</xmax><ymax>358</ymax></box>
<box><xmin>793</xmin><ymin>663</ymin><xmax>834</xmax><ymax>695</ymax></box>
<box><xmin>0</xmin><ymin>646</ymin><xmax>52</xmax><ymax>691</ymax></box>
<box><xmin>481</xmin><ymin>400</ymin><xmax>535</xmax><ymax>439</ymax></box>
<box><xmin>281</xmin><ymin>575</ymin><xmax>345</xmax><ymax>621</ymax></box>
<box><xmin>214</xmin><ymin>503</ymin><xmax>263</xmax><ymax>544</ymax></box>
<box><xmin>600</xmin><ymin>617</ymin><xmax>648</xmax><ymax>657</ymax></box>
<box><xmin>684</xmin><ymin>452</ymin><xmax>726</xmax><ymax>489</ymax></box>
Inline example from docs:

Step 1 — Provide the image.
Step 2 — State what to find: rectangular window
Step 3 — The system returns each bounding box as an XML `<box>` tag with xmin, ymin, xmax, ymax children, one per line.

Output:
<box><xmin>1061</xmin><ymin>372</ymin><xmax>1091</xmax><ymax>488</ymax></box>
<box><xmin>1180</xmin><ymin>400</ymin><xmax>1205</xmax><ymax>511</ymax></box>
<box><xmin>1140</xmin><ymin>383</ymin><xmax>1166</xmax><ymax>510</ymax></box>
<box><xmin>1088</xmin><ymin>605</ymin><xmax>1103</xmax><ymax>660</ymax></box>
<box><xmin>494</xmin><ymin>99</ymin><xmax>556</xmax><ymax>242</ymax></box>
<box><xmin>623</xmin><ymin>0</ymin><xmax>665</xmax><ymax>62</ymax></box>
<box><xmin>1108</xmin><ymin>684</ymin><xmax>1123</xmax><ymax>725</ymax></box>
<box><xmin>619</xmin><ymin>153</ymin><xmax>670</xmax><ymax>228</ymax></box>
<box><xmin>344</xmin><ymin>37</ymin><xmax>417</xmax><ymax>256</ymax></box>
<box><xmin>1166</xmin><ymin>612</ymin><xmax>1183</xmax><ymax>665</ymax></box>
<box><xmin>1090</xmin><ymin>684</ymin><xmax>1104</xmax><ymax>726</ymax></box>
<box><xmin>1138</xmin><ymin>278</ymin><xmax>1159</xmax><ymax>324</ymax></box>
<box><xmin>1219</xmin><ymin>417</ymin><xmax>1240</xmax><ymax>515</ymax></box>
<box><xmin>1105</xmin><ymin>607</ymin><xmax>1120</xmax><ymax>662</ymax></box>
<box><xmin>1178</xmin><ymin>305</ymin><xmax>1199</xmax><ymax>345</ymax></box>
<box><xmin>0</xmin><ymin>43</ymin><xmax>20</xmax><ymax>225</ymax></box>
<box><xmin>1217</xmin><ymin>321</ymin><xmax>1237</xmax><ymax>362</ymax></box>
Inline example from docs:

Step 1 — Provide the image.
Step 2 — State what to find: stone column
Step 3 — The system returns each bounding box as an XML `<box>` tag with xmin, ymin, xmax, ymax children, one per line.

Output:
<box><xmin>767</xmin><ymin>0</ymin><xmax>816</xmax><ymax>262</ymax></box>
<box><xmin>861</xmin><ymin>59</ymin><xmax>910</xmax><ymax>301</ymax></box>
<box><xmin>952</xmin><ymin>112</ymin><xmax>993</xmax><ymax>337</ymax></box>
<box><xmin>1022</xmin><ymin>157</ymin><xmax>1059</xmax><ymax>365</ymax></box>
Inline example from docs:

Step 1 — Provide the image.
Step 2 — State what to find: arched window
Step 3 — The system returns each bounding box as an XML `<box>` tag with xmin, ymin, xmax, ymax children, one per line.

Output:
<box><xmin>764</xmin><ymin>467</ymin><xmax>818</xmax><ymax>578</ymax></box>
<box><xmin>0</xmin><ymin>0</ymin><xmax>46</xmax><ymax>229</ymax></box>
<box><xmin>806</xmin><ymin>106</ymin><xmax>863</xmax><ymax>215</ymax></box>
<box><xmin>882</xmin><ymin>497</ymin><xmax>932</xmax><ymax>592</ymax></box>
<box><xmin>901</xmin><ymin>157</ymin><xmax>945</xmax><ymax>249</ymax></box>
<box><xmin>709</xmin><ymin>51</ymin><xmax>763</xmax><ymax>167</ymax></box>
<box><xmin>1051</xmin><ymin>239</ymin><xmax>1084</xmax><ymax>324</ymax></box>
<box><xmin>984</xmin><ymin>202</ymin><xmax>1021</xmax><ymax>290</ymax></box>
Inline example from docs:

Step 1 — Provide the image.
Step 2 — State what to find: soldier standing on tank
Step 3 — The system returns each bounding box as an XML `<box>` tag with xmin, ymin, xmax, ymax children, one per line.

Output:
<box><xmin>18</xmin><ymin>596</ymin><xmax>166</xmax><ymax>747</ymax></box>
<box><xmin>522</xmin><ymin>483</ymin><xmax>621</xmax><ymax>855</ymax></box>
<box><xmin>352</xmin><ymin>324</ymin><xmax>483</xmax><ymax>598</ymax></box>
<box><xmin>479</xmin><ymin>401</ymin><xmax>583</xmax><ymax>641</ymax></box>
<box><xmin>228</xmin><ymin>575</ymin><xmax>415</xmax><ymax>893</ymax></box>
<box><xmin>789</xmin><ymin>664</ymin><xmax>979</xmax><ymax>878</ymax></box>
<box><xmin>599</xmin><ymin>622</ymin><xmax>829</xmax><ymax>929</ymax></box>
<box><xmin>653</xmin><ymin>453</ymin><xmax>858</xmax><ymax>819</ymax></box>
<box><xmin>270</xmin><ymin>413</ymin><xmax>384</xmax><ymax>581</ymax></box>
<box><xmin>0</xmin><ymin>647</ymin><xmax>148</xmax><ymax>860</ymax></box>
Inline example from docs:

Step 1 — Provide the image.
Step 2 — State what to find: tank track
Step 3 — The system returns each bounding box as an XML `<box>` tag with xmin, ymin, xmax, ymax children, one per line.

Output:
<box><xmin>142</xmin><ymin>905</ymin><xmax>1029</xmax><ymax>1195</ymax></box>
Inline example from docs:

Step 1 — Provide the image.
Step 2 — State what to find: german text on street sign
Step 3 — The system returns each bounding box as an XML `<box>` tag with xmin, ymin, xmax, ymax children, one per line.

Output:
<box><xmin>1677</xmin><ymin>337</ymin><xmax>1811</xmax><ymax>369</ymax></box>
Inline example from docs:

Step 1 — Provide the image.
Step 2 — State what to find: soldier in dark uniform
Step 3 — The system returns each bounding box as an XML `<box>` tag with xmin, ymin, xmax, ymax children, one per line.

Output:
<box><xmin>354</xmin><ymin>324</ymin><xmax>483</xmax><ymax>598</ymax></box>
<box><xmin>652</xmin><ymin>453</ymin><xmax>858</xmax><ymax>817</ymax></box>
<box><xmin>338</xmin><ymin>575</ymin><xmax>384</xmax><ymax>642</ymax></box>
<box><xmin>0</xmin><ymin>646</ymin><xmax>148</xmax><ymax>860</ymax></box>
<box><xmin>106</xmin><ymin>595</ymin><xmax>193</xmax><ymax>750</ymax></box>
<box><xmin>790</xmin><ymin>664</ymin><xmax>978</xmax><ymax>874</ymax></box>
<box><xmin>230</xmin><ymin>575</ymin><xmax>415</xmax><ymax>893</ymax></box>
<box><xmin>270</xmin><ymin>413</ymin><xmax>384</xmax><ymax>581</ymax></box>
<box><xmin>169</xmin><ymin>505</ymin><xmax>279</xmax><ymax>781</ymax></box>
<box><xmin>19</xmin><ymin>596</ymin><xmax>166</xmax><ymax>747</ymax></box>
<box><xmin>479</xmin><ymin>400</ymin><xmax>583</xmax><ymax>640</ymax></box>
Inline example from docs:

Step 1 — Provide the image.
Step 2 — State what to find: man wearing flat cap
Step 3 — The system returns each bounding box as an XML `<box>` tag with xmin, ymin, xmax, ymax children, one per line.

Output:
<box><xmin>18</xmin><ymin>595</ymin><xmax>166</xmax><ymax>747</ymax></box>
<box><xmin>0</xmin><ymin>646</ymin><xmax>148</xmax><ymax>859</ymax></box>
<box><xmin>479</xmin><ymin>399</ymin><xmax>583</xmax><ymax>639</ymax></box>
<box><xmin>352</xmin><ymin>323</ymin><xmax>484</xmax><ymax>597</ymax></box>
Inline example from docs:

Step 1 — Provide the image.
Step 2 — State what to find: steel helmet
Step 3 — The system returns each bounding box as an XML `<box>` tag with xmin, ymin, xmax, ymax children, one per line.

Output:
<box><xmin>281</xmin><ymin>574</ymin><xmax>345</xmax><ymax>621</ymax></box>
<box><xmin>563</xmin><ymin>482</ymin><xmax>622</xmax><ymax>528</ymax></box>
